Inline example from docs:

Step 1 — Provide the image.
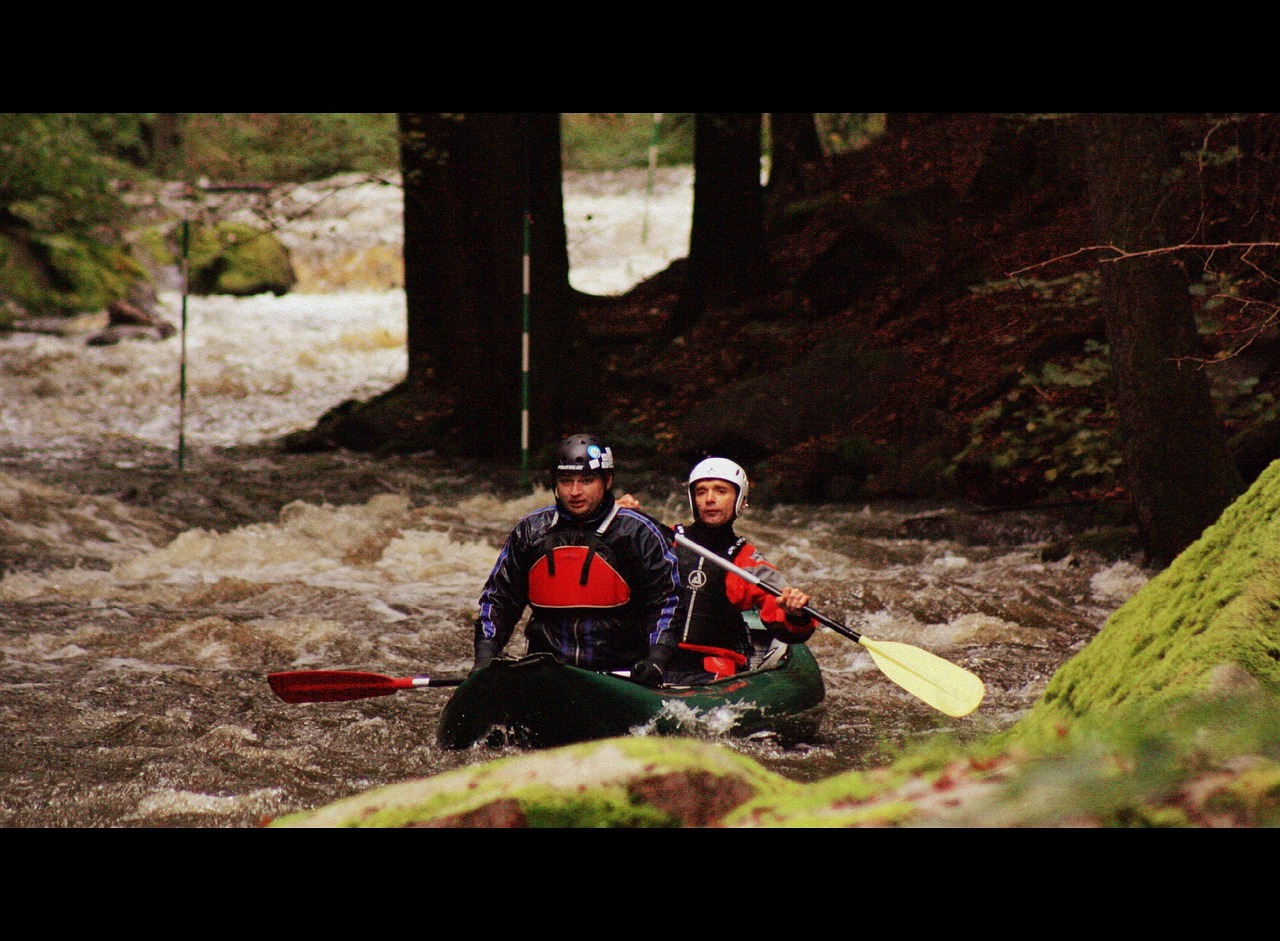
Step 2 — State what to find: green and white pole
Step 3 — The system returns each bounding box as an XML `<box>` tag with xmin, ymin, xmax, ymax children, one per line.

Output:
<box><xmin>178</xmin><ymin>218</ymin><xmax>190</xmax><ymax>470</ymax></box>
<box><xmin>641</xmin><ymin>112</ymin><xmax>663</xmax><ymax>246</ymax></box>
<box><xmin>521</xmin><ymin>207</ymin><xmax>531</xmax><ymax>490</ymax></box>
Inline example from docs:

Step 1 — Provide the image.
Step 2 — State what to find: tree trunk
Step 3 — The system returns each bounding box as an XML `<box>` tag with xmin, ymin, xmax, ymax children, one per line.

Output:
<box><xmin>147</xmin><ymin>113</ymin><xmax>185</xmax><ymax>178</ymax></box>
<box><xmin>765</xmin><ymin>113</ymin><xmax>824</xmax><ymax>224</ymax></box>
<box><xmin>1080</xmin><ymin>112</ymin><xmax>1245</xmax><ymax>566</ymax></box>
<box><xmin>666</xmin><ymin>113</ymin><xmax>766</xmax><ymax>339</ymax></box>
<box><xmin>292</xmin><ymin>113</ymin><xmax>575</xmax><ymax>465</ymax></box>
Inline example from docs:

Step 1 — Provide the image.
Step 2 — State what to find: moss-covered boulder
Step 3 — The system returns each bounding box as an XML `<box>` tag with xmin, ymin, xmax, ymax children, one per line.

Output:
<box><xmin>999</xmin><ymin>458</ymin><xmax>1280</xmax><ymax>753</ymax></box>
<box><xmin>188</xmin><ymin>220</ymin><xmax>296</xmax><ymax>297</ymax></box>
<box><xmin>0</xmin><ymin>226</ymin><xmax>150</xmax><ymax>318</ymax></box>
<box><xmin>267</xmin><ymin>737</ymin><xmax>802</xmax><ymax>828</ymax></box>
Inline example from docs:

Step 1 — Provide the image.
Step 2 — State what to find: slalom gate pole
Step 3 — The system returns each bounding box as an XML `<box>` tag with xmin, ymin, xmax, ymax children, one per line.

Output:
<box><xmin>641</xmin><ymin>112</ymin><xmax>662</xmax><ymax>246</ymax></box>
<box><xmin>178</xmin><ymin>218</ymin><xmax>190</xmax><ymax>471</ymax></box>
<box><xmin>521</xmin><ymin>207</ymin><xmax>531</xmax><ymax>491</ymax></box>
<box><xmin>520</xmin><ymin>120</ymin><xmax>531</xmax><ymax>490</ymax></box>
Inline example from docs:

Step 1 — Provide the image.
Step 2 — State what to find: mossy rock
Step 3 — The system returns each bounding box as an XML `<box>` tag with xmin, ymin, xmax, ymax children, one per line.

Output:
<box><xmin>187</xmin><ymin>221</ymin><xmax>296</xmax><ymax>297</ymax></box>
<box><xmin>267</xmin><ymin>736</ymin><xmax>803</xmax><ymax>828</ymax></box>
<box><xmin>1000</xmin><ymin>457</ymin><xmax>1280</xmax><ymax>754</ymax></box>
<box><xmin>0</xmin><ymin>227</ymin><xmax>149</xmax><ymax>317</ymax></box>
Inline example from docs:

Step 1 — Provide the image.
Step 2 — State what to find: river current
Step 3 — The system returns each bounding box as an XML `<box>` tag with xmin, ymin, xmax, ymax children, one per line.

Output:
<box><xmin>0</xmin><ymin>171</ymin><xmax>1154</xmax><ymax>827</ymax></box>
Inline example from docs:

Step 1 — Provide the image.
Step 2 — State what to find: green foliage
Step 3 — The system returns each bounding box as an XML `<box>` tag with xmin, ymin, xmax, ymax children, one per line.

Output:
<box><xmin>179</xmin><ymin>113</ymin><xmax>399</xmax><ymax>183</ymax></box>
<box><xmin>1189</xmin><ymin>268</ymin><xmax>1245</xmax><ymax>318</ymax></box>
<box><xmin>36</xmin><ymin>232</ymin><xmax>148</xmax><ymax>312</ymax></box>
<box><xmin>560</xmin><ymin>113</ymin><xmax>885</xmax><ymax>172</ymax></box>
<box><xmin>561</xmin><ymin>113</ymin><xmax>694</xmax><ymax>171</ymax></box>
<box><xmin>0</xmin><ymin>114</ymin><xmax>136</xmax><ymax>233</ymax></box>
<box><xmin>969</xmin><ymin>271</ymin><xmax>1101</xmax><ymax>308</ymax></box>
<box><xmin>812</xmin><ymin>113</ymin><xmax>885</xmax><ymax>154</ymax></box>
<box><xmin>73</xmin><ymin>113</ymin><xmax>164</xmax><ymax>171</ymax></box>
<box><xmin>947</xmin><ymin>339</ymin><xmax>1121</xmax><ymax>500</ymax></box>
<box><xmin>0</xmin><ymin>114</ymin><xmax>146</xmax><ymax>315</ymax></box>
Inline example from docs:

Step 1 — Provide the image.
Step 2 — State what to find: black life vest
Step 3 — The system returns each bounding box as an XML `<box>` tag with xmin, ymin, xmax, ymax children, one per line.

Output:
<box><xmin>672</xmin><ymin>525</ymin><xmax>750</xmax><ymax>652</ymax></box>
<box><xmin>527</xmin><ymin>505</ymin><xmax>632</xmax><ymax>609</ymax></box>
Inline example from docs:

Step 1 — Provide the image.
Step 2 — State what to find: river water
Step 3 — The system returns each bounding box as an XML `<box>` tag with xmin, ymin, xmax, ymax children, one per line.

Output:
<box><xmin>0</xmin><ymin>171</ymin><xmax>1154</xmax><ymax>827</ymax></box>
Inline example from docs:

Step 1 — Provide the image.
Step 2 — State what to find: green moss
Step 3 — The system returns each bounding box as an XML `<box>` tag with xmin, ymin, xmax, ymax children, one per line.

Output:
<box><xmin>38</xmin><ymin>233</ymin><xmax>148</xmax><ymax>312</ymax></box>
<box><xmin>188</xmin><ymin>221</ymin><xmax>296</xmax><ymax>297</ymax></box>
<box><xmin>0</xmin><ymin>228</ymin><xmax>148</xmax><ymax>316</ymax></box>
<box><xmin>269</xmin><ymin>736</ymin><xmax>796</xmax><ymax>828</ymax></box>
<box><xmin>1203</xmin><ymin>762</ymin><xmax>1280</xmax><ymax>826</ymax></box>
<box><xmin>522</xmin><ymin>793</ymin><xmax>679</xmax><ymax>828</ymax></box>
<box><xmin>999</xmin><ymin>461</ymin><xmax>1280</xmax><ymax>754</ymax></box>
<box><xmin>132</xmin><ymin>225</ymin><xmax>176</xmax><ymax>270</ymax></box>
<box><xmin>1106</xmin><ymin>805</ymin><xmax>1195</xmax><ymax>828</ymax></box>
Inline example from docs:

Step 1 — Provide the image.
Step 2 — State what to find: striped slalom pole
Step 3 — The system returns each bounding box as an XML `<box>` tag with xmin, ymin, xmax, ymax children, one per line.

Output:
<box><xmin>641</xmin><ymin>112</ymin><xmax>663</xmax><ymax>246</ymax></box>
<box><xmin>519</xmin><ymin>117</ymin><xmax>533</xmax><ymax>490</ymax></box>
<box><xmin>178</xmin><ymin>218</ymin><xmax>190</xmax><ymax>470</ymax></box>
<box><xmin>521</xmin><ymin>207</ymin><xmax>531</xmax><ymax>490</ymax></box>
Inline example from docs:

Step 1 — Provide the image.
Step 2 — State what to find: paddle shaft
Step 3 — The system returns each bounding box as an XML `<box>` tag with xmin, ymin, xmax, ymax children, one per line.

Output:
<box><xmin>674</xmin><ymin>530</ymin><xmax>986</xmax><ymax>718</ymax></box>
<box><xmin>268</xmin><ymin>670</ymin><xmax>465</xmax><ymax>704</ymax></box>
<box><xmin>673</xmin><ymin>532</ymin><xmax>861</xmax><ymax>642</ymax></box>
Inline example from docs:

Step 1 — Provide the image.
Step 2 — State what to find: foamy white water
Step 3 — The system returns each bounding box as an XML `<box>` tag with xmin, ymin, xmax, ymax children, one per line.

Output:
<box><xmin>563</xmin><ymin>167</ymin><xmax>693</xmax><ymax>296</ymax></box>
<box><xmin>0</xmin><ymin>169</ymin><xmax>695</xmax><ymax>462</ymax></box>
<box><xmin>0</xmin><ymin>291</ymin><xmax>408</xmax><ymax>458</ymax></box>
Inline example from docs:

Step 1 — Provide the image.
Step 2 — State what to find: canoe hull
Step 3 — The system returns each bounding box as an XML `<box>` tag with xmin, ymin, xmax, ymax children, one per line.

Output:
<box><xmin>437</xmin><ymin>645</ymin><xmax>825</xmax><ymax>750</ymax></box>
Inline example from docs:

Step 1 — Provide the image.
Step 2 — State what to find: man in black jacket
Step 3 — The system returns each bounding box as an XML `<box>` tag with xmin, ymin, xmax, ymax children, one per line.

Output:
<box><xmin>472</xmin><ymin>433</ymin><xmax>681</xmax><ymax>685</ymax></box>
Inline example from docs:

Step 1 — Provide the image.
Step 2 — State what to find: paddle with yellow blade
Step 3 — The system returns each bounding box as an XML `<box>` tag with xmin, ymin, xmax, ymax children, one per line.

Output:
<box><xmin>673</xmin><ymin>531</ymin><xmax>985</xmax><ymax>718</ymax></box>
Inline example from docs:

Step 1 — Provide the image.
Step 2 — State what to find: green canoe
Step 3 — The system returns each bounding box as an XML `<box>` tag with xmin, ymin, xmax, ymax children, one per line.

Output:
<box><xmin>436</xmin><ymin>637</ymin><xmax>825</xmax><ymax>750</ymax></box>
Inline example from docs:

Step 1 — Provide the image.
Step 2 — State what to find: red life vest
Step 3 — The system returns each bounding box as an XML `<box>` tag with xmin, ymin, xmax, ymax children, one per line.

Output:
<box><xmin>527</xmin><ymin>506</ymin><xmax>632</xmax><ymax>609</ymax></box>
<box><xmin>528</xmin><ymin>544</ymin><xmax>631</xmax><ymax>608</ymax></box>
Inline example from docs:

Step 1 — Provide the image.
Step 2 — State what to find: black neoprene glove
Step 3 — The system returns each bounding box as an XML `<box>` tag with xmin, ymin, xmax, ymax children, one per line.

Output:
<box><xmin>630</xmin><ymin>642</ymin><xmax>674</xmax><ymax>687</ymax></box>
<box><xmin>630</xmin><ymin>659</ymin><xmax>663</xmax><ymax>686</ymax></box>
<box><xmin>471</xmin><ymin>637</ymin><xmax>503</xmax><ymax>677</ymax></box>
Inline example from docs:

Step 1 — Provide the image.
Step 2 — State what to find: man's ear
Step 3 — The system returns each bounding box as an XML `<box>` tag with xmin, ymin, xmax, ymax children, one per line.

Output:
<box><xmin>605</xmin><ymin>473</ymin><xmax>615</xmax><ymax>489</ymax></box>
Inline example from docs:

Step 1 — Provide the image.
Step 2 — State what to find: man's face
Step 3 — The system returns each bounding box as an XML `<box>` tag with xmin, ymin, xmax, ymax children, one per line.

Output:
<box><xmin>693</xmin><ymin>478</ymin><xmax>737</xmax><ymax>526</ymax></box>
<box><xmin>556</xmin><ymin>470</ymin><xmax>611</xmax><ymax>519</ymax></box>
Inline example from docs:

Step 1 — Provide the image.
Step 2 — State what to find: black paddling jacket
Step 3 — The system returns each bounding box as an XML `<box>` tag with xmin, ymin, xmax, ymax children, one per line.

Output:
<box><xmin>475</xmin><ymin>493</ymin><xmax>681</xmax><ymax>672</ymax></box>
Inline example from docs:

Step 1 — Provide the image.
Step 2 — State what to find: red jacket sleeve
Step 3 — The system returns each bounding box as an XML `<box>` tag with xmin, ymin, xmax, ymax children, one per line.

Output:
<box><xmin>723</xmin><ymin>542</ymin><xmax>817</xmax><ymax>643</ymax></box>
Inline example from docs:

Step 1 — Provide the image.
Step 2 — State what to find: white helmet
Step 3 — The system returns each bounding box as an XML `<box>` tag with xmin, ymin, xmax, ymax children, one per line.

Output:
<box><xmin>687</xmin><ymin>457</ymin><xmax>749</xmax><ymax>517</ymax></box>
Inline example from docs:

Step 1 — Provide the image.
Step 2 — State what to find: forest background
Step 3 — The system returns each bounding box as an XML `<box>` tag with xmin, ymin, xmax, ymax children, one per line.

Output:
<box><xmin>2</xmin><ymin>113</ymin><xmax>1278</xmax><ymax>572</ymax></box>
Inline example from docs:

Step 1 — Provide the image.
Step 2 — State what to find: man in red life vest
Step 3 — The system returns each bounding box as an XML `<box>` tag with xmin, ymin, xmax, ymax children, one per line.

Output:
<box><xmin>663</xmin><ymin>458</ymin><xmax>818</xmax><ymax>685</ymax></box>
<box><xmin>472</xmin><ymin>433</ymin><xmax>681</xmax><ymax>685</ymax></box>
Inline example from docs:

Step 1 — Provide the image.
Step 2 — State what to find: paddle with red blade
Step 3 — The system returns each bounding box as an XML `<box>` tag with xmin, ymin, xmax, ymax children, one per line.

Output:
<box><xmin>268</xmin><ymin>670</ymin><xmax>465</xmax><ymax>704</ymax></box>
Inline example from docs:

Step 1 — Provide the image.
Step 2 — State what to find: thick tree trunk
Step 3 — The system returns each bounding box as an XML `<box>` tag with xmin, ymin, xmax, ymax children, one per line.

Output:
<box><xmin>291</xmin><ymin>113</ymin><xmax>574</xmax><ymax>465</ymax></box>
<box><xmin>1080</xmin><ymin>113</ymin><xmax>1244</xmax><ymax>566</ymax></box>
<box><xmin>666</xmin><ymin>113</ymin><xmax>766</xmax><ymax>339</ymax></box>
<box><xmin>765</xmin><ymin>112</ymin><xmax>824</xmax><ymax>224</ymax></box>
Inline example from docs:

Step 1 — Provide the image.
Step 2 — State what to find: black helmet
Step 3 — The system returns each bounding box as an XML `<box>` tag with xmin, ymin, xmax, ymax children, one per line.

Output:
<box><xmin>553</xmin><ymin>433</ymin><xmax>615</xmax><ymax>474</ymax></box>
